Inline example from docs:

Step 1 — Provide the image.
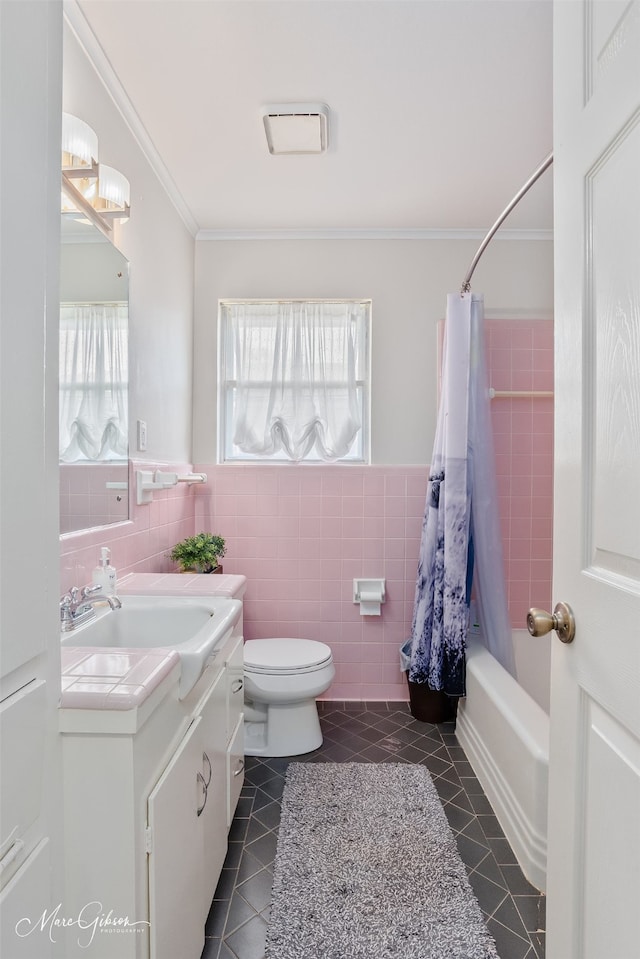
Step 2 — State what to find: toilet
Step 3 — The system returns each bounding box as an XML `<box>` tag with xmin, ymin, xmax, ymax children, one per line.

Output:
<box><xmin>243</xmin><ymin>638</ymin><xmax>335</xmax><ymax>757</ymax></box>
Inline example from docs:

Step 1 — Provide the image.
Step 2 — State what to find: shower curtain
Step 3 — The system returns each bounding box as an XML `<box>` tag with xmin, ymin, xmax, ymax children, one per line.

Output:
<box><xmin>408</xmin><ymin>292</ymin><xmax>514</xmax><ymax>698</ymax></box>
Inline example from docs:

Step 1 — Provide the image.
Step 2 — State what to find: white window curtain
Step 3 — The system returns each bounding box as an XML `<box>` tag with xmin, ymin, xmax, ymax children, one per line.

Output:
<box><xmin>226</xmin><ymin>301</ymin><xmax>365</xmax><ymax>462</ymax></box>
<box><xmin>59</xmin><ymin>303</ymin><xmax>128</xmax><ymax>462</ymax></box>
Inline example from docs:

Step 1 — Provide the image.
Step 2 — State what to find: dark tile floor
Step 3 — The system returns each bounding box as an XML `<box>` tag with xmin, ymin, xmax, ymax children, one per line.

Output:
<box><xmin>201</xmin><ymin>701</ymin><xmax>546</xmax><ymax>959</ymax></box>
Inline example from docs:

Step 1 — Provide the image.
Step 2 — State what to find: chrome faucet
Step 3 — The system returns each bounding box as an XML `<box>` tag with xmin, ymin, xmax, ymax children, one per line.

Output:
<box><xmin>59</xmin><ymin>584</ymin><xmax>122</xmax><ymax>631</ymax></box>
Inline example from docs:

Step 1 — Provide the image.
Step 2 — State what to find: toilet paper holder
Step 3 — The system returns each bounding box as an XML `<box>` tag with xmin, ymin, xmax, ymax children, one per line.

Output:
<box><xmin>353</xmin><ymin>578</ymin><xmax>386</xmax><ymax>616</ymax></box>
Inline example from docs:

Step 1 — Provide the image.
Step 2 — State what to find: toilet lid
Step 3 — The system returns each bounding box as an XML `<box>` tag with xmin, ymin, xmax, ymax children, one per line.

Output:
<box><xmin>244</xmin><ymin>639</ymin><xmax>333</xmax><ymax>674</ymax></box>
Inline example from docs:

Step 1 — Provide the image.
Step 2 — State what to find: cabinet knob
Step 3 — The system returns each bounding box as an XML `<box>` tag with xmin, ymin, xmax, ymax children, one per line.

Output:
<box><xmin>231</xmin><ymin>678</ymin><xmax>244</xmax><ymax>694</ymax></box>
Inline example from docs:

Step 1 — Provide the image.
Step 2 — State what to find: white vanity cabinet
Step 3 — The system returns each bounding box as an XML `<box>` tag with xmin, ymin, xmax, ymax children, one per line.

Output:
<box><xmin>60</xmin><ymin>631</ymin><xmax>244</xmax><ymax>959</ymax></box>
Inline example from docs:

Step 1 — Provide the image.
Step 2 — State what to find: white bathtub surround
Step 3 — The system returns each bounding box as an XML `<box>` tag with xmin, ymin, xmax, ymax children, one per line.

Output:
<box><xmin>512</xmin><ymin>628</ymin><xmax>551</xmax><ymax>714</ymax></box>
<box><xmin>456</xmin><ymin>637</ymin><xmax>549</xmax><ymax>891</ymax></box>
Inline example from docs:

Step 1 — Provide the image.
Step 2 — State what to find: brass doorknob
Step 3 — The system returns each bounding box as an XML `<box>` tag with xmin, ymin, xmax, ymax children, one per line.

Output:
<box><xmin>527</xmin><ymin>602</ymin><xmax>576</xmax><ymax>644</ymax></box>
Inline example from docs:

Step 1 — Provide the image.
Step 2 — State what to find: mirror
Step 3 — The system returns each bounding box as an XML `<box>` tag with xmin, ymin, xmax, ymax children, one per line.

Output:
<box><xmin>59</xmin><ymin>218</ymin><xmax>129</xmax><ymax>535</ymax></box>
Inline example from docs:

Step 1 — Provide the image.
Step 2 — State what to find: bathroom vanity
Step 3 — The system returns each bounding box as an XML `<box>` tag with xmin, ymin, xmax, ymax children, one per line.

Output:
<box><xmin>59</xmin><ymin>587</ymin><xmax>245</xmax><ymax>959</ymax></box>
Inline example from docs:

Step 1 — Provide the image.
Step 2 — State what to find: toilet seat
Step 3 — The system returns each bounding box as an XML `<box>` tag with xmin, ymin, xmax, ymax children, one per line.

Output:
<box><xmin>244</xmin><ymin>639</ymin><xmax>333</xmax><ymax>676</ymax></box>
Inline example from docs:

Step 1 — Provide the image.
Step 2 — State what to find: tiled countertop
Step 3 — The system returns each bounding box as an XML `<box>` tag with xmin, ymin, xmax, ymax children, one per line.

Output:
<box><xmin>60</xmin><ymin>647</ymin><xmax>180</xmax><ymax>710</ymax></box>
<box><xmin>117</xmin><ymin>572</ymin><xmax>247</xmax><ymax>597</ymax></box>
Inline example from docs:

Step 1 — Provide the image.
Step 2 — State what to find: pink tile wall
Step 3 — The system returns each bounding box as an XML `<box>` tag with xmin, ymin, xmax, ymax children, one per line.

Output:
<box><xmin>60</xmin><ymin>460</ymin><xmax>198</xmax><ymax>593</ymax></box>
<box><xmin>193</xmin><ymin>465</ymin><xmax>427</xmax><ymax>701</ymax></box>
<box><xmin>60</xmin><ymin>463</ymin><xmax>128</xmax><ymax>534</ymax></box>
<box><xmin>58</xmin><ymin>319</ymin><xmax>554</xmax><ymax>701</ymax></box>
<box><xmin>487</xmin><ymin>317</ymin><xmax>554</xmax><ymax>626</ymax></box>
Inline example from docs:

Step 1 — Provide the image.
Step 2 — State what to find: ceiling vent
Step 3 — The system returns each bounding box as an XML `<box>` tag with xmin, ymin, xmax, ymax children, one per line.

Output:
<box><xmin>261</xmin><ymin>103</ymin><xmax>329</xmax><ymax>155</ymax></box>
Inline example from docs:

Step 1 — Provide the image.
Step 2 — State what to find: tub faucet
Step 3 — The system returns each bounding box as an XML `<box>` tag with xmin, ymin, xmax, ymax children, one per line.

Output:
<box><xmin>60</xmin><ymin>584</ymin><xmax>121</xmax><ymax>631</ymax></box>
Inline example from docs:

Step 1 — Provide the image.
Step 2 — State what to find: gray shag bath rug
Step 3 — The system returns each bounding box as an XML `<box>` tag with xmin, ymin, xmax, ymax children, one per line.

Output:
<box><xmin>265</xmin><ymin>763</ymin><xmax>498</xmax><ymax>959</ymax></box>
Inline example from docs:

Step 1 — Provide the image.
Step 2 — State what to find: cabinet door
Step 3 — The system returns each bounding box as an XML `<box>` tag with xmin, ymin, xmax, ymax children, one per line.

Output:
<box><xmin>148</xmin><ymin>717</ymin><xmax>205</xmax><ymax>959</ymax></box>
<box><xmin>225</xmin><ymin>637</ymin><xmax>245</xmax><ymax>828</ymax></box>
<box><xmin>226</xmin><ymin>717</ymin><xmax>245</xmax><ymax>829</ymax></box>
<box><xmin>198</xmin><ymin>668</ymin><xmax>227</xmax><ymax>909</ymax></box>
<box><xmin>225</xmin><ymin>637</ymin><xmax>244</xmax><ymax>742</ymax></box>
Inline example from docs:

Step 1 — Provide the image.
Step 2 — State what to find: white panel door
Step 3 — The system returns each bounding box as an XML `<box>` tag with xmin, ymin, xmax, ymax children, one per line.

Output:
<box><xmin>0</xmin><ymin>840</ymin><xmax>51</xmax><ymax>959</ymax></box>
<box><xmin>0</xmin><ymin>682</ymin><xmax>46</xmax><ymax>881</ymax></box>
<box><xmin>548</xmin><ymin>2</ymin><xmax>640</xmax><ymax>957</ymax></box>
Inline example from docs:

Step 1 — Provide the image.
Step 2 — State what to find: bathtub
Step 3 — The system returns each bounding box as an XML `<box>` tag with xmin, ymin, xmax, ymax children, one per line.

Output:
<box><xmin>455</xmin><ymin>633</ymin><xmax>550</xmax><ymax>891</ymax></box>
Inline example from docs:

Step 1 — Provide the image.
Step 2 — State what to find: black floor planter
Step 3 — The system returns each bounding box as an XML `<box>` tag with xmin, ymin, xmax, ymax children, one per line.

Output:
<box><xmin>405</xmin><ymin>675</ymin><xmax>458</xmax><ymax>723</ymax></box>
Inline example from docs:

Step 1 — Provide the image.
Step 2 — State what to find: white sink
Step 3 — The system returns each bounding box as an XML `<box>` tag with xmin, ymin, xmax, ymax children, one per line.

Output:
<box><xmin>61</xmin><ymin>594</ymin><xmax>242</xmax><ymax>698</ymax></box>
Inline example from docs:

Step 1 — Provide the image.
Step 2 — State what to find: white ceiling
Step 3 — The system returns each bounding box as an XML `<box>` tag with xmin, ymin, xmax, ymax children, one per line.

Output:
<box><xmin>74</xmin><ymin>0</ymin><xmax>553</xmax><ymax>236</ymax></box>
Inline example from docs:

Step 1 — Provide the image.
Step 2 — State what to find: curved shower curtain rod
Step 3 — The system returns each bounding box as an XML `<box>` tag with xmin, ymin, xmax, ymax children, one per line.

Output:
<box><xmin>460</xmin><ymin>151</ymin><xmax>554</xmax><ymax>294</ymax></box>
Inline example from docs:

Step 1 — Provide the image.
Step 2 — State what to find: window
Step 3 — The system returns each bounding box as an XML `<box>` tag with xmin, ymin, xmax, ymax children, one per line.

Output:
<box><xmin>59</xmin><ymin>302</ymin><xmax>128</xmax><ymax>462</ymax></box>
<box><xmin>219</xmin><ymin>299</ymin><xmax>370</xmax><ymax>463</ymax></box>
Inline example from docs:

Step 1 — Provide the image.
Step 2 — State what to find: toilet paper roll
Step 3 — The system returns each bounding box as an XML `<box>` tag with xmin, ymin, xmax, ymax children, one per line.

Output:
<box><xmin>359</xmin><ymin>590</ymin><xmax>382</xmax><ymax>602</ymax></box>
<box><xmin>360</xmin><ymin>600</ymin><xmax>381</xmax><ymax>616</ymax></box>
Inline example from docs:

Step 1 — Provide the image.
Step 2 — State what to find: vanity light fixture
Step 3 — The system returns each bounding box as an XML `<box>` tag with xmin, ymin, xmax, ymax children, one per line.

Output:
<box><xmin>61</xmin><ymin>113</ymin><xmax>131</xmax><ymax>236</ymax></box>
<box><xmin>261</xmin><ymin>103</ymin><xmax>329</xmax><ymax>155</ymax></box>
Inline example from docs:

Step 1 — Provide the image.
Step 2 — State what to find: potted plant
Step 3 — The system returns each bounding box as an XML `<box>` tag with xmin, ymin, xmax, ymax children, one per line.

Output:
<box><xmin>168</xmin><ymin>532</ymin><xmax>227</xmax><ymax>574</ymax></box>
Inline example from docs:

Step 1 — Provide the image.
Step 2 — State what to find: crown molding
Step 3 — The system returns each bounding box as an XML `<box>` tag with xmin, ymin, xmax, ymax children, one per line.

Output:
<box><xmin>196</xmin><ymin>227</ymin><xmax>554</xmax><ymax>242</ymax></box>
<box><xmin>63</xmin><ymin>0</ymin><xmax>199</xmax><ymax>237</ymax></box>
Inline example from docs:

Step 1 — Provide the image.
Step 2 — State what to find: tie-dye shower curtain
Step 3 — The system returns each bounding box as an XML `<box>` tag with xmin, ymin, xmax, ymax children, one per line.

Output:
<box><xmin>408</xmin><ymin>292</ymin><xmax>514</xmax><ymax>698</ymax></box>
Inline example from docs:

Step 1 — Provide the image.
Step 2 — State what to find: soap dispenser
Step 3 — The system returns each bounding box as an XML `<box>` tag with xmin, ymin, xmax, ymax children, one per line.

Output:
<box><xmin>93</xmin><ymin>547</ymin><xmax>117</xmax><ymax>596</ymax></box>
